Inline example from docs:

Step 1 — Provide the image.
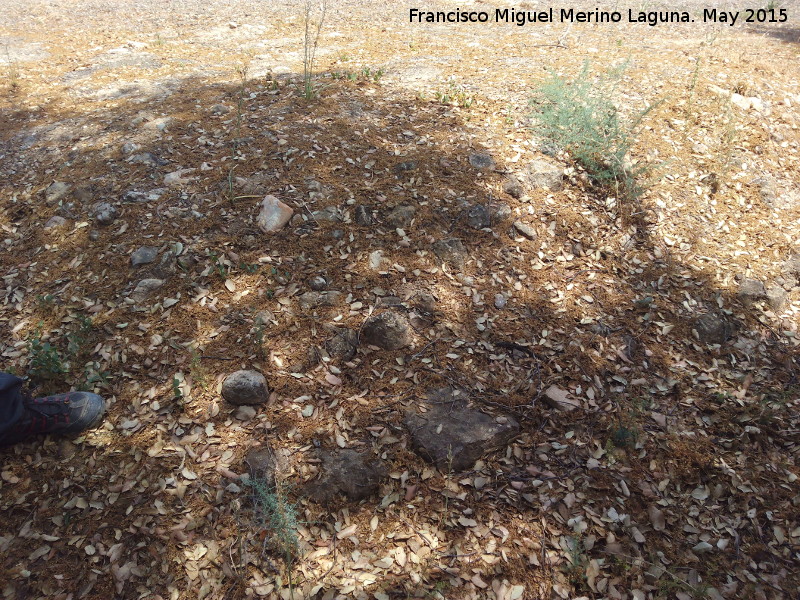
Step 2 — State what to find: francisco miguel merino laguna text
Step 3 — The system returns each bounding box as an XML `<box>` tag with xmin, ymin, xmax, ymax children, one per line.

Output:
<box><xmin>410</xmin><ymin>7</ymin><xmax>755</xmax><ymax>27</ymax></box>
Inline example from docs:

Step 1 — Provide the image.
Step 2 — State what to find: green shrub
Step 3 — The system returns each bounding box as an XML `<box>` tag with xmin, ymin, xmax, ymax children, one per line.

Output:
<box><xmin>530</xmin><ymin>62</ymin><xmax>660</xmax><ymax>204</ymax></box>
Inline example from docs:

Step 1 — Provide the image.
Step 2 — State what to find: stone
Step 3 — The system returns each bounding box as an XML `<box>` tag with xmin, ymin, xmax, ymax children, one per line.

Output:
<box><xmin>299</xmin><ymin>291</ymin><xmax>342</xmax><ymax>310</ymax></box>
<box><xmin>494</xmin><ymin>294</ymin><xmax>507</xmax><ymax>309</ymax></box>
<box><xmin>766</xmin><ymin>285</ymin><xmax>787</xmax><ymax>311</ymax></box>
<box><xmin>488</xmin><ymin>202</ymin><xmax>511</xmax><ymax>223</ymax></box>
<box><xmin>523</xmin><ymin>159</ymin><xmax>563</xmax><ymax>191</ymax></box>
<box><xmin>404</xmin><ymin>387</ymin><xmax>520</xmax><ymax>471</ymax></box>
<box><xmin>73</xmin><ymin>186</ymin><xmax>93</xmax><ymax>203</ymax></box>
<box><xmin>44</xmin><ymin>216</ymin><xmax>67</xmax><ymax>229</ymax></box>
<box><xmin>131</xmin><ymin>246</ymin><xmax>158</xmax><ymax>266</ymax></box>
<box><xmin>304</xmin><ymin>449</ymin><xmax>385</xmax><ymax>504</ymax></box>
<box><xmin>413</xmin><ymin>291</ymin><xmax>437</xmax><ymax>314</ymax></box>
<box><xmin>257</xmin><ymin>195</ymin><xmax>294</xmax><ymax>233</ymax></box>
<box><xmin>122</xmin><ymin>189</ymin><xmax>166</xmax><ymax>203</ymax></box>
<box><xmin>131</xmin><ymin>278</ymin><xmax>164</xmax><ymax>302</ymax></box>
<box><xmin>394</xmin><ymin>160</ymin><xmax>418</xmax><ymax>174</ymax></box>
<box><xmin>121</xmin><ymin>141</ymin><xmax>141</xmax><ymax>155</ymax></box>
<box><xmin>245</xmin><ymin>446</ymin><xmax>278</xmax><ymax>489</ymax></box>
<box><xmin>354</xmin><ymin>205</ymin><xmax>374</xmax><ymax>226</ymax></box>
<box><xmin>211</xmin><ymin>104</ymin><xmax>230</xmax><ymax>116</ymax></box>
<box><xmin>128</xmin><ymin>152</ymin><xmax>168</xmax><ymax>167</ymax></box>
<box><xmin>783</xmin><ymin>253</ymin><xmax>800</xmax><ymax>277</ymax></box>
<box><xmin>694</xmin><ymin>312</ymin><xmax>735</xmax><ymax>345</ymax></box>
<box><xmin>45</xmin><ymin>181</ymin><xmax>70</xmax><ymax>203</ymax></box>
<box><xmin>234</xmin><ymin>405</ymin><xmax>257</xmax><ymax>421</ymax></box>
<box><xmin>513</xmin><ymin>220</ymin><xmax>537</xmax><ymax>240</ymax></box>
<box><xmin>308</xmin><ymin>275</ymin><xmax>328</xmax><ymax>291</ymax></box>
<box><xmin>432</xmin><ymin>238</ymin><xmax>467</xmax><ymax>270</ymax></box>
<box><xmin>469</xmin><ymin>153</ymin><xmax>495</xmax><ymax>170</ymax></box>
<box><xmin>222</xmin><ymin>370</ymin><xmax>269</xmax><ymax>405</ymax></box>
<box><xmin>325</xmin><ymin>329</ymin><xmax>358</xmax><ymax>361</ymax></box>
<box><xmin>310</xmin><ymin>206</ymin><xmax>342</xmax><ymax>223</ymax></box>
<box><xmin>164</xmin><ymin>168</ymin><xmax>196</xmax><ymax>187</ymax></box>
<box><xmin>92</xmin><ymin>202</ymin><xmax>118</xmax><ymax>226</ymax></box>
<box><xmin>737</xmin><ymin>278</ymin><xmax>767</xmax><ymax>304</ymax></box>
<box><xmin>503</xmin><ymin>176</ymin><xmax>524</xmax><ymax>199</ymax></box>
<box><xmin>466</xmin><ymin>204</ymin><xmax>491</xmax><ymax>230</ymax></box>
<box><xmin>88</xmin><ymin>230</ymin><xmax>100</xmax><ymax>241</ymax></box>
<box><xmin>361</xmin><ymin>311</ymin><xmax>412</xmax><ymax>350</ymax></box>
<box><xmin>385</xmin><ymin>205</ymin><xmax>416</xmax><ymax>228</ymax></box>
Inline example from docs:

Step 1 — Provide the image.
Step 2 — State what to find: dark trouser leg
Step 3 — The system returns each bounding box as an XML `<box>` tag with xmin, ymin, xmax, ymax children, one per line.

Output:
<box><xmin>0</xmin><ymin>373</ymin><xmax>25</xmax><ymax>444</ymax></box>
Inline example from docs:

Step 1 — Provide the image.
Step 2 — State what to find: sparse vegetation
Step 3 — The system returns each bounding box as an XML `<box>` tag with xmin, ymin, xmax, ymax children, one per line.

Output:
<box><xmin>530</xmin><ymin>62</ymin><xmax>660</xmax><ymax>206</ymax></box>
<box><xmin>302</xmin><ymin>0</ymin><xmax>327</xmax><ymax>99</ymax></box>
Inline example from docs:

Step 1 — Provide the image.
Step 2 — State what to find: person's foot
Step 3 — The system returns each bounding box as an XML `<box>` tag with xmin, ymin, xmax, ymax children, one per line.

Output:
<box><xmin>1</xmin><ymin>391</ymin><xmax>105</xmax><ymax>446</ymax></box>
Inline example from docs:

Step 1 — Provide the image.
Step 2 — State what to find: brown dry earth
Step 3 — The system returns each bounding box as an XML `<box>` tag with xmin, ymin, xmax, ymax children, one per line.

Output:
<box><xmin>0</xmin><ymin>1</ymin><xmax>799</xmax><ymax>599</ymax></box>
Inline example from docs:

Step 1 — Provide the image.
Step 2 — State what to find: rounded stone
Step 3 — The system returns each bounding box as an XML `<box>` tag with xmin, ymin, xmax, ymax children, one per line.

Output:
<box><xmin>222</xmin><ymin>370</ymin><xmax>270</xmax><ymax>405</ymax></box>
<box><xmin>361</xmin><ymin>311</ymin><xmax>412</xmax><ymax>350</ymax></box>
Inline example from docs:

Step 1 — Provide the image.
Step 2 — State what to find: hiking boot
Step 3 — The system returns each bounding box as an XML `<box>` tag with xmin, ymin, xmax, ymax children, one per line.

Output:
<box><xmin>1</xmin><ymin>391</ymin><xmax>105</xmax><ymax>446</ymax></box>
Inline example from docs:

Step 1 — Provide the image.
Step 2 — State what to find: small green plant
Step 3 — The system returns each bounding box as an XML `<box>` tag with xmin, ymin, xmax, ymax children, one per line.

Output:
<box><xmin>3</xmin><ymin>42</ymin><xmax>20</xmax><ymax>92</ymax></box>
<box><xmin>246</xmin><ymin>476</ymin><xmax>300</xmax><ymax>598</ymax></box>
<box><xmin>189</xmin><ymin>347</ymin><xmax>209</xmax><ymax>391</ymax></box>
<box><xmin>206</xmin><ymin>250</ymin><xmax>230</xmax><ymax>279</ymax></box>
<box><xmin>434</xmin><ymin>79</ymin><xmax>474</xmax><ymax>108</ymax></box>
<box><xmin>302</xmin><ymin>0</ymin><xmax>327</xmax><ymax>100</ymax></box>
<box><xmin>561</xmin><ymin>535</ymin><xmax>589</xmax><ymax>590</ymax></box>
<box><xmin>27</xmin><ymin>325</ymin><xmax>68</xmax><ymax>380</ymax></box>
<box><xmin>226</xmin><ymin>63</ymin><xmax>249</xmax><ymax>201</ymax></box>
<box><xmin>253</xmin><ymin>314</ymin><xmax>268</xmax><ymax>359</ymax></box>
<box><xmin>530</xmin><ymin>61</ymin><xmax>661</xmax><ymax>206</ymax></box>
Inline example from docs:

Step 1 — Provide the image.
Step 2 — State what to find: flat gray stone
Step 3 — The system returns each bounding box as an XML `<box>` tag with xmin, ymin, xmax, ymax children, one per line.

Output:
<box><xmin>432</xmin><ymin>238</ymin><xmax>467</xmax><ymax>270</ymax></box>
<box><xmin>299</xmin><ymin>290</ymin><xmax>342</xmax><ymax>309</ymax></box>
<box><xmin>405</xmin><ymin>388</ymin><xmax>520</xmax><ymax>471</ymax></box>
<box><xmin>513</xmin><ymin>220</ymin><xmax>537</xmax><ymax>240</ymax></box>
<box><xmin>304</xmin><ymin>449</ymin><xmax>385</xmax><ymax>504</ymax></box>
<box><xmin>361</xmin><ymin>311</ymin><xmax>412</xmax><ymax>350</ymax></box>
<box><xmin>469</xmin><ymin>153</ymin><xmax>495</xmax><ymax>170</ymax></box>
<box><xmin>45</xmin><ymin>181</ymin><xmax>70</xmax><ymax>203</ymax></box>
<box><xmin>385</xmin><ymin>205</ymin><xmax>416</xmax><ymax>228</ymax></box>
<box><xmin>44</xmin><ymin>216</ymin><xmax>67</xmax><ymax>229</ymax></box>
<box><xmin>131</xmin><ymin>246</ymin><xmax>158</xmax><ymax>266</ymax></box>
<box><xmin>523</xmin><ymin>159</ymin><xmax>563</xmax><ymax>191</ymax></box>
<box><xmin>222</xmin><ymin>370</ymin><xmax>269</xmax><ymax>405</ymax></box>
<box><xmin>131</xmin><ymin>278</ymin><xmax>164</xmax><ymax>302</ymax></box>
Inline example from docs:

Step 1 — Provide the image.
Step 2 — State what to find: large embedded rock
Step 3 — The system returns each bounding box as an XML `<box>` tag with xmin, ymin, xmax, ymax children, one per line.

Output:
<box><xmin>693</xmin><ymin>312</ymin><xmax>735</xmax><ymax>345</ymax></box>
<box><xmin>432</xmin><ymin>238</ymin><xmax>467</xmax><ymax>270</ymax></box>
<box><xmin>360</xmin><ymin>311</ymin><xmax>412</xmax><ymax>350</ymax></box>
<box><xmin>304</xmin><ymin>449</ymin><xmax>385</xmax><ymax>504</ymax></box>
<box><xmin>404</xmin><ymin>387</ymin><xmax>520</xmax><ymax>471</ymax></box>
<box><xmin>257</xmin><ymin>195</ymin><xmax>293</xmax><ymax>233</ymax></box>
<box><xmin>222</xmin><ymin>370</ymin><xmax>270</xmax><ymax>405</ymax></box>
<box><xmin>521</xmin><ymin>159</ymin><xmax>563</xmax><ymax>192</ymax></box>
<box><xmin>245</xmin><ymin>446</ymin><xmax>278</xmax><ymax>490</ymax></box>
<box><xmin>385</xmin><ymin>205</ymin><xmax>416</xmax><ymax>229</ymax></box>
<box><xmin>737</xmin><ymin>278</ymin><xmax>767</xmax><ymax>304</ymax></box>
